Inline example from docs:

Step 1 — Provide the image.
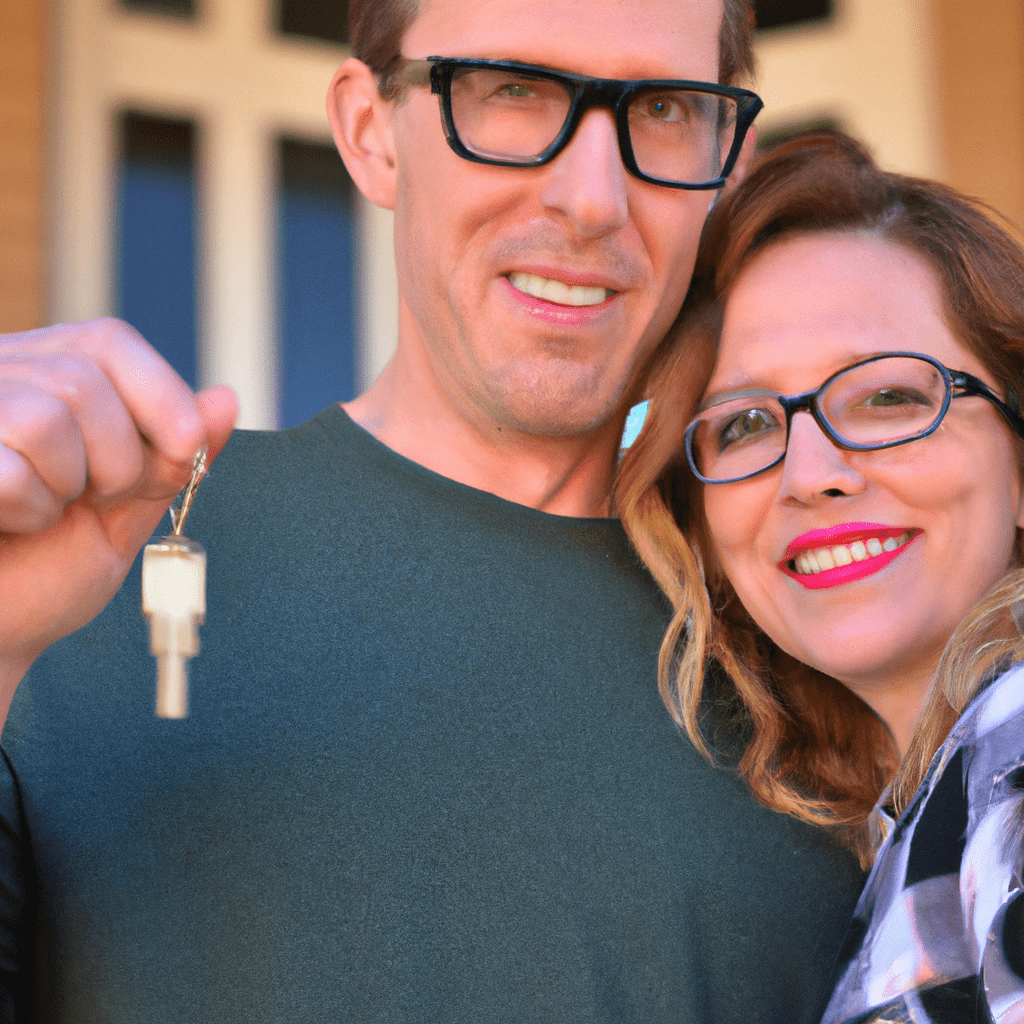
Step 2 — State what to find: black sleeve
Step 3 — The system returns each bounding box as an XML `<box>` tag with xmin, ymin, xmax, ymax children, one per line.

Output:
<box><xmin>0</xmin><ymin>750</ymin><xmax>32</xmax><ymax>1024</ymax></box>
<box><xmin>1002</xmin><ymin>889</ymin><xmax>1024</xmax><ymax>982</ymax></box>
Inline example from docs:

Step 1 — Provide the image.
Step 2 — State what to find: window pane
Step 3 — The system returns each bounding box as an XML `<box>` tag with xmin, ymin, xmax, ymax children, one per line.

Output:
<box><xmin>119</xmin><ymin>0</ymin><xmax>197</xmax><ymax>18</ymax></box>
<box><xmin>115</xmin><ymin>111</ymin><xmax>199</xmax><ymax>388</ymax></box>
<box><xmin>276</xmin><ymin>0</ymin><xmax>348</xmax><ymax>45</ymax></box>
<box><xmin>754</xmin><ymin>0</ymin><xmax>833</xmax><ymax>31</ymax></box>
<box><xmin>277</xmin><ymin>138</ymin><xmax>358</xmax><ymax>427</ymax></box>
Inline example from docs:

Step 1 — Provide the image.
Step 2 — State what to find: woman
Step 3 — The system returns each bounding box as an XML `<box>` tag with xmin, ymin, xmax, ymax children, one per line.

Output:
<box><xmin>617</xmin><ymin>131</ymin><xmax>1024</xmax><ymax>1022</ymax></box>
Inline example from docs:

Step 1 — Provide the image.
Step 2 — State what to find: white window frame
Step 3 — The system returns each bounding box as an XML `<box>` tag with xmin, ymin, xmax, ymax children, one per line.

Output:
<box><xmin>50</xmin><ymin>0</ymin><xmax>398</xmax><ymax>428</ymax></box>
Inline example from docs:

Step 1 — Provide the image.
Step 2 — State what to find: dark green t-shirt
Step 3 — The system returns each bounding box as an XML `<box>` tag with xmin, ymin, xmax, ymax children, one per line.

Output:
<box><xmin>0</xmin><ymin>406</ymin><xmax>863</xmax><ymax>1022</ymax></box>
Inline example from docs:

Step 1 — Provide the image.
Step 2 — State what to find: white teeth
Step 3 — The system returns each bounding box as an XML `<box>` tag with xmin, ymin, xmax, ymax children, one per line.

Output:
<box><xmin>789</xmin><ymin>532</ymin><xmax>911</xmax><ymax>576</ymax></box>
<box><xmin>508</xmin><ymin>271</ymin><xmax>610</xmax><ymax>306</ymax></box>
<box><xmin>831</xmin><ymin>545</ymin><xmax>853</xmax><ymax>567</ymax></box>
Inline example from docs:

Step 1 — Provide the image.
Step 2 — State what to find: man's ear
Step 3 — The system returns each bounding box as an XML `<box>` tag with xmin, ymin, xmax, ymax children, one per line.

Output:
<box><xmin>721</xmin><ymin>125</ymin><xmax>757</xmax><ymax>197</ymax></box>
<box><xmin>327</xmin><ymin>57</ymin><xmax>398</xmax><ymax>211</ymax></box>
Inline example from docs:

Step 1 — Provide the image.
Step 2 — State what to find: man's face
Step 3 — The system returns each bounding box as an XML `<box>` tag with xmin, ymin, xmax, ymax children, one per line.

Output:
<box><xmin>391</xmin><ymin>0</ymin><xmax>725</xmax><ymax>439</ymax></box>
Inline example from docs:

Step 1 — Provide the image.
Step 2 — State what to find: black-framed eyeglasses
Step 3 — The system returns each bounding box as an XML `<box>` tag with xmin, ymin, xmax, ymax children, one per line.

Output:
<box><xmin>394</xmin><ymin>56</ymin><xmax>763</xmax><ymax>190</ymax></box>
<box><xmin>684</xmin><ymin>351</ymin><xmax>1024</xmax><ymax>484</ymax></box>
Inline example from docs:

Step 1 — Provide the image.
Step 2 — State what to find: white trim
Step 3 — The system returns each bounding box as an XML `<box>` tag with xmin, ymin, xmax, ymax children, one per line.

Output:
<box><xmin>51</xmin><ymin>0</ymin><xmax>115</xmax><ymax>324</ymax></box>
<box><xmin>201</xmin><ymin>111</ymin><xmax>278</xmax><ymax>426</ymax></box>
<box><xmin>357</xmin><ymin>198</ymin><xmax>398</xmax><ymax>389</ymax></box>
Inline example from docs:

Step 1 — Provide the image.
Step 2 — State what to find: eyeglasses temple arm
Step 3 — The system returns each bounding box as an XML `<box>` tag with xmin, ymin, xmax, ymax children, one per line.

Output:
<box><xmin>389</xmin><ymin>58</ymin><xmax>435</xmax><ymax>90</ymax></box>
<box><xmin>952</xmin><ymin>373</ymin><xmax>1024</xmax><ymax>440</ymax></box>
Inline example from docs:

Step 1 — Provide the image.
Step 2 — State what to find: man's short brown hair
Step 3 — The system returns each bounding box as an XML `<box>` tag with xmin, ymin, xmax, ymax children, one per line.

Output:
<box><xmin>349</xmin><ymin>0</ymin><xmax>756</xmax><ymax>100</ymax></box>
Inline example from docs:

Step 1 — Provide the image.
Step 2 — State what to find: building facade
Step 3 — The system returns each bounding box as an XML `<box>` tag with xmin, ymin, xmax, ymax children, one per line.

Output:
<box><xmin>2</xmin><ymin>0</ymin><xmax>1023</xmax><ymax>427</ymax></box>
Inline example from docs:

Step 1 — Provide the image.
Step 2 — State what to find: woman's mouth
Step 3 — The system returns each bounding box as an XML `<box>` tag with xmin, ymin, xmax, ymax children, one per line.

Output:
<box><xmin>779</xmin><ymin>524</ymin><xmax>919</xmax><ymax>590</ymax></box>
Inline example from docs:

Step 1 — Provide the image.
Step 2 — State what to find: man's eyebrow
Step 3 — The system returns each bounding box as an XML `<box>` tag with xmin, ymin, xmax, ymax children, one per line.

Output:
<box><xmin>435</xmin><ymin>56</ymin><xmax>700</xmax><ymax>83</ymax></box>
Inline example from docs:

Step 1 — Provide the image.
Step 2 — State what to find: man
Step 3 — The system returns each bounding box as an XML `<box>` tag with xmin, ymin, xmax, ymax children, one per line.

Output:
<box><xmin>0</xmin><ymin>0</ymin><xmax>863</xmax><ymax>1020</ymax></box>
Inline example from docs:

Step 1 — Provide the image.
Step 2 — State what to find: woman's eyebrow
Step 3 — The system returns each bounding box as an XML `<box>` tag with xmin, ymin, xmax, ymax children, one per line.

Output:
<box><xmin>699</xmin><ymin>350</ymin><xmax>900</xmax><ymax>412</ymax></box>
<box><xmin>698</xmin><ymin>385</ymin><xmax>780</xmax><ymax>412</ymax></box>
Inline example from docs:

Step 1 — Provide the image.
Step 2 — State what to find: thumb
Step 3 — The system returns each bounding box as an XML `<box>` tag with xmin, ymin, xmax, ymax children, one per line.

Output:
<box><xmin>100</xmin><ymin>384</ymin><xmax>238</xmax><ymax>557</ymax></box>
<box><xmin>196</xmin><ymin>385</ymin><xmax>239</xmax><ymax>463</ymax></box>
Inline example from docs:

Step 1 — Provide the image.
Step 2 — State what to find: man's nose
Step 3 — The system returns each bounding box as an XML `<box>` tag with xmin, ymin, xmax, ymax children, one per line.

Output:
<box><xmin>779</xmin><ymin>411</ymin><xmax>867</xmax><ymax>505</ymax></box>
<box><xmin>539</xmin><ymin>108</ymin><xmax>629</xmax><ymax>238</ymax></box>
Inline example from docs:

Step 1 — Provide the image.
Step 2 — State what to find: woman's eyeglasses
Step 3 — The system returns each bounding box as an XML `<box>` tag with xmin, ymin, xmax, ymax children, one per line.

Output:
<box><xmin>685</xmin><ymin>351</ymin><xmax>1024</xmax><ymax>484</ymax></box>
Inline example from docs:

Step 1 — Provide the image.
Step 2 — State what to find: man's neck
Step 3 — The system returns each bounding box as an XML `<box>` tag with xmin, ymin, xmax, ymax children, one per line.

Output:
<box><xmin>342</xmin><ymin>357</ymin><xmax>627</xmax><ymax>519</ymax></box>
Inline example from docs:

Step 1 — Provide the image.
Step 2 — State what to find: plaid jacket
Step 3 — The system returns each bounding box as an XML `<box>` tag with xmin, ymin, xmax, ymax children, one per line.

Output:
<box><xmin>822</xmin><ymin>663</ymin><xmax>1024</xmax><ymax>1024</ymax></box>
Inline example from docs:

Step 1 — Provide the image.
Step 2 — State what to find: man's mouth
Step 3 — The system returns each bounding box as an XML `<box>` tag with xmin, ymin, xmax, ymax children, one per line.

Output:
<box><xmin>507</xmin><ymin>271</ymin><xmax>612</xmax><ymax>307</ymax></box>
<box><xmin>787</xmin><ymin>530</ymin><xmax>914</xmax><ymax>576</ymax></box>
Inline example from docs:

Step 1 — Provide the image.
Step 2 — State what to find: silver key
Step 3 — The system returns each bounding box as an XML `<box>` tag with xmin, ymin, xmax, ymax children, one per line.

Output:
<box><xmin>141</xmin><ymin>449</ymin><xmax>208</xmax><ymax>718</ymax></box>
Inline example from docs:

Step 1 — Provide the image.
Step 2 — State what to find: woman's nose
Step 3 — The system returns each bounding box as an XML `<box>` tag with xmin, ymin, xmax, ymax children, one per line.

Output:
<box><xmin>778</xmin><ymin>411</ymin><xmax>867</xmax><ymax>505</ymax></box>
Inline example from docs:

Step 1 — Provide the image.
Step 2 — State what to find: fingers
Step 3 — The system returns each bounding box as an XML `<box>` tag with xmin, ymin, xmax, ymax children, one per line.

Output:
<box><xmin>70</xmin><ymin>319</ymin><xmax>207</xmax><ymax>464</ymax></box>
<box><xmin>0</xmin><ymin>322</ymin><xmax>239</xmax><ymax>683</ymax></box>
<box><xmin>127</xmin><ymin>383</ymin><xmax>239</xmax><ymax>505</ymax></box>
<box><xmin>8</xmin><ymin>319</ymin><xmax>206</xmax><ymax>463</ymax></box>
<box><xmin>0</xmin><ymin>351</ymin><xmax>144</xmax><ymax>501</ymax></box>
<box><xmin>196</xmin><ymin>384</ymin><xmax>239</xmax><ymax>462</ymax></box>
<box><xmin>0</xmin><ymin>319</ymin><xmax>233</xmax><ymax>532</ymax></box>
<box><xmin>0</xmin><ymin>379</ymin><xmax>86</xmax><ymax>522</ymax></box>
<box><xmin>0</xmin><ymin>447</ymin><xmax>70</xmax><ymax>533</ymax></box>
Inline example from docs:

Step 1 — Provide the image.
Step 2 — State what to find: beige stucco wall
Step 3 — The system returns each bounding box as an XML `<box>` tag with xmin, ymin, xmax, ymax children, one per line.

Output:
<box><xmin>753</xmin><ymin>0</ymin><xmax>942</xmax><ymax>176</ymax></box>
<box><xmin>753</xmin><ymin>0</ymin><xmax>1024</xmax><ymax>232</ymax></box>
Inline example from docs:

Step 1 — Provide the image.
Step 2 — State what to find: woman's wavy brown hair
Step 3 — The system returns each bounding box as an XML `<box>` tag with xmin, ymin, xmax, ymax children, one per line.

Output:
<box><xmin>616</xmin><ymin>130</ymin><xmax>1024</xmax><ymax>867</ymax></box>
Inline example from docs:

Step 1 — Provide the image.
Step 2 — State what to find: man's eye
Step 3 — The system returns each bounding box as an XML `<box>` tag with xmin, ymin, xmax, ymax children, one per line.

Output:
<box><xmin>717</xmin><ymin>408</ymin><xmax>779</xmax><ymax>451</ymax></box>
<box><xmin>638</xmin><ymin>94</ymin><xmax>690</xmax><ymax>123</ymax></box>
<box><xmin>493</xmin><ymin>80</ymin><xmax>536</xmax><ymax>99</ymax></box>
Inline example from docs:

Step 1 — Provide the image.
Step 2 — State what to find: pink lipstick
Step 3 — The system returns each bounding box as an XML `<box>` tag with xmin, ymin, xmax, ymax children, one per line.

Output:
<box><xmin>779</xmin><ymin>522</ymin><xmax>919</xmax><ymax>591</ymax></box>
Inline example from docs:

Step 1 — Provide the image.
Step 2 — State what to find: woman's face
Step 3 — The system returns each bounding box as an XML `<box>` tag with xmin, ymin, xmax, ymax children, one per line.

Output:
<box><xmin>701</xmin><ymin>232</ymin><xmax>1024</xmax><ymax>721</ymax></box>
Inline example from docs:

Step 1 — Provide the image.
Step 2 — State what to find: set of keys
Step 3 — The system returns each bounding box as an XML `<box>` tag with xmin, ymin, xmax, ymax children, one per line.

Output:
<box><xmin>141</xmin><ymin>449</ymin><xmax>208</xmax><ymax>719</ymax></box>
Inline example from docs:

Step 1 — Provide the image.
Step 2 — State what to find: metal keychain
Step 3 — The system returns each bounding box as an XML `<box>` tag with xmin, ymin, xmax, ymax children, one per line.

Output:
<box><xmin>141</xmin><ymin>449</ymin><xmax>208</xmax><ymax>718</ymax></box>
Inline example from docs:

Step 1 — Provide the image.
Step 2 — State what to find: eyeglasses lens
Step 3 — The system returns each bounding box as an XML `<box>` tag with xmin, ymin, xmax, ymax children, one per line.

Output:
<box><xmin>820</xmin><ymin>357</ymin><xmax>947</xmax><ymax>445</ymax></box>
<box><xmin>447</xmin><ymin>67</ymin><xmax>737</xmax><ymax>186</ymax></box>
<box><xmin>689</xmin><ymin>356</ymin><xmax>949</xmax><ymax>483</ymax></box>
<box><xmin>689</xmin><ymin>398</ymin><xmax>788</xmax><ymax>483</ymax></box>
<box><xmin>449</xmin><ymin>67</ymin><xmax>571</xmax><ymax>161</ymax></box>
<box><xmin>627</xmin><ymin>88</ymin><xmax>733</xmax><ymax>185</ymax></box>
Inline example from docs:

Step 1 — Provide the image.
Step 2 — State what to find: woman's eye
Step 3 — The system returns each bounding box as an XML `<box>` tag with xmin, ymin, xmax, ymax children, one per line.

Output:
<box><xmin>494</xmin><ymin>80</ymin><xmax>535</xmax><ymax>99</ymax></box>
<box><xmin>717</xmin><ymin>408</ymin><xmax>779</xmax><ymax>450</ymax></box>
<box><xmin>861</xmin><ymin>387</ymin><xmax>929</xmax><ymax>408</ymax></box>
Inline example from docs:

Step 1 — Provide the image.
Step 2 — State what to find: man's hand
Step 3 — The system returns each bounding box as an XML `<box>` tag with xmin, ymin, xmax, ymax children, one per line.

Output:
<box><xmin>0</xmin><ymin>319</ymin><xmax>238</xmax><ymax>724</ymax></box>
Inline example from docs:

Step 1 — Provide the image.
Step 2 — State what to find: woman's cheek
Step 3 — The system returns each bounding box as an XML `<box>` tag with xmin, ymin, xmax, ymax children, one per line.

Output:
<box><xmin>703</xmin><ymin>482</ymin><xmax>769</xmax><ymax>577</ymax></box>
